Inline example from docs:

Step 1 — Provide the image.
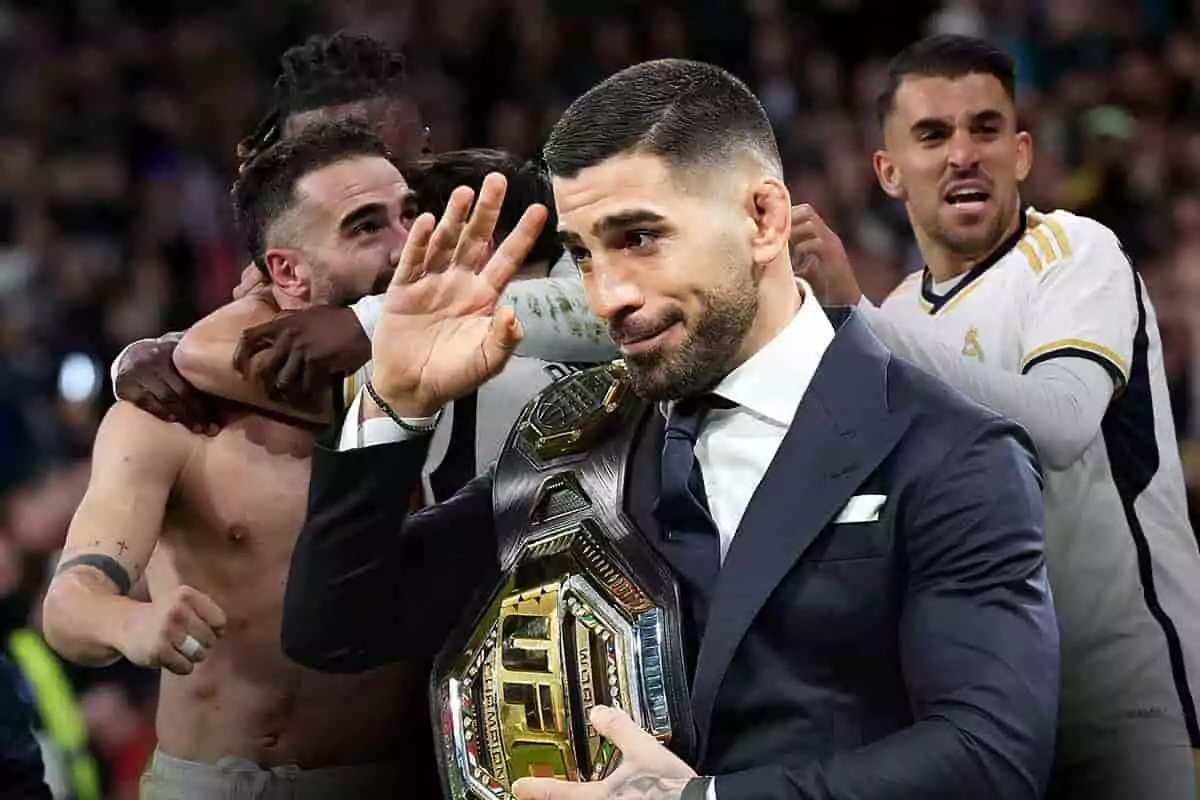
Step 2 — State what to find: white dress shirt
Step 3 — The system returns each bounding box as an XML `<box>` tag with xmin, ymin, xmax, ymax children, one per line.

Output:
<box><xmin>338</xmin><ymin>283</ymin><xmax>836</xmax><ymax>797</ymax></box>
<box><xmin>687</xmin><ymin>282</ymin><xmax>835</xmax><ymax>563</ymax></box>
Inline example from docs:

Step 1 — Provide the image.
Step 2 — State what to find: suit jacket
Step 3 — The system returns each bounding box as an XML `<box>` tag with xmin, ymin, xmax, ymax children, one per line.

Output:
<box><xmin>282</xmin><ymin>308</ymin><xmax>1060</xmax><ymax>799</ymax></box>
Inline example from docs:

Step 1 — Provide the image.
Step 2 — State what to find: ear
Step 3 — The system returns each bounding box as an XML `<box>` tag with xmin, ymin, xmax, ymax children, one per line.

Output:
<box><xmin>263</xmin><ymin>248</ymin><xmax>310</xmax><ymax>303</ymax></box>
<box><xmin>748</xmin><ymin>176</ymin><xmax>791</xmax><ymax>267</ymax></box>
<box><xmin>1015</xmin><ymin>130</ymin><xmax>1034</xmax><ymax>183</ymax></box>
<box><xmin>873</xmin><ymin>150</ymin><xmax>905</xmax><ymax>199</ymax></box>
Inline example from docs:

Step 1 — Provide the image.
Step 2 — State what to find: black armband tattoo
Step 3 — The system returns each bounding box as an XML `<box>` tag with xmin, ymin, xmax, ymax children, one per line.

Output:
<box><xmin>55</xmin><ymin>554</ymin><xmax>133</xmax><ymax>596</ymax></box>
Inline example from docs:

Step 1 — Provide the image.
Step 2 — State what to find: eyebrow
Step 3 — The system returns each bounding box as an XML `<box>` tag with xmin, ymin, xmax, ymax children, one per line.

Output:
<box><xmin>910</xmin><ymin>108</ymin><xmax>1007</xmax><ymax>135</ymax></box>
<box><xmin>558</xmin><ymin>209</ymin><xmax>667</xmax><ymax>247</ymax></box>
<box><xmin>337</xmin><ymin>189</ymin><xmax>417</xmax><ymax>234</ymax></box>
<box><xmin>338</xmin><ymin>202</ymin><xmax>387</xmax><ymax>234</ymax></box>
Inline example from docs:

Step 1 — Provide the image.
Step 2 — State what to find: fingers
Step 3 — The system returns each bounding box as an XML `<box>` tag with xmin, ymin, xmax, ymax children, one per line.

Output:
<box><xmin>452</xmin><ymin>172</ymin><xmax>507</xmax><ymax>270</ymax></box>
<box><xmin>392</xmin><ymin>213</ymin><xmax>436</xmax><ymax>288</ymax></box>
<box><xmin>271</xmin><ymin>347</ymin><xmax>308</xmax><ymax>403</ymax></box>
<box><xmin>149</xmin><ymin>374</ymin><xmax>190</xmax><ymax>427</ymax></box>
<box><xmin>159</xmin><ymin>604</ymin><xmax>209</xmax><ymax>674</ymax></box>
<box><xmin>587</xmin><ymin>706</ymin><xmax>650</xmax><ymax>752</ymax></box>
<box><xmin>233</xmin><ymin>320</ymin><xmax>283</xmax><ymax>377</ymax></box>
<box><xmin>512</xmin><ymin>777</ymin><xmax>600</xmax><ymax>800</ymax></box>
<box><xmin>481</xmin><ymin>204</ymin><xmax>549</xmax><ymax>291</ymax></box>
<box><xmin>790</xmin><ymin>202</ymin><xmax>825</xmax><ymax>227</ymax></box>
<box><xmin>157</xmin><ymin>646</ymin><xmax>195</xmax><ymax>676</ymax></box>
<box><xmin>425</xmin><ymin>187</ymin><xmax>476</xmax><ymax>273</ymax></box>
<box><xmin>189</xmin><ymin>393</ymin><xmax>222</xmax><ymax>438</ymax></box>
<box><xmin>790</xmin><ymin>221</ymin><xmax>827</xmax><ymax>249</ymax></box>
<box><xmin>250</xmin><ymin>330</ymin><xmax>296</xmax><ymax>395</ymax></box>
<box><xmin>157</xmin><ymin>367</ymin><xmax>210</xmax><ymax>435</ymax></box>
<box><xmin>127</xmin><ymin>383</ymin><xmax>173</xmax><ymax>424</ymax></box>
<box><xmin>164</xmin><ymin>602</ymin><xmax>211</xmax><ymax>655</ymax></box>
<box><xmin>179</xmin><ymin>610</ymin><xmax>217</xmax><ymax>652</ymax></box>
<box><xmin>180</xmin><ymin>586</ymin><xmax>227</xmax><ymax>634</ymax></box>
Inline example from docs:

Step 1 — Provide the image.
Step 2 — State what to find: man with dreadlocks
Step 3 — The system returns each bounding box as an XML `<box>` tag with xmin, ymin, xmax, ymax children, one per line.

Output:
<box><xmin>111</xmin><ymin>31</ymin><xmax>613</xmax><ymax>436</ymax></box>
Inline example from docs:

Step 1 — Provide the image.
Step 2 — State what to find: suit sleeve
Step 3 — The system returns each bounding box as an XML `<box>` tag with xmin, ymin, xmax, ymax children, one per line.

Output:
<box><xmin>281</xmin><ymin>436</ymin><xmax>501</xmax><ymax>673</ymax></box>
<box><xmin>712</xmin><ymin>420</ymin><xmax>1059</xmax><ymax>799</ymax></box>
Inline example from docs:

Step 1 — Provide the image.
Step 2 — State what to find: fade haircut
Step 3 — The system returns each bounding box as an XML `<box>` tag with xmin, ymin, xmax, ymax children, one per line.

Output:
<box><xmin>237</xmin><ymin>32</ymin><xmax>411</xmax><ymax>167</ymax></box>
<box><xmin>232</xmin><ymin>119</ymin><xmax>390</xmax><ymax>277</ymax></box>
<box><xmin>542</xmin><ymin>58</ymin><xmax>782</xmax><ymax>184</ymax></box>
<box><xmin>877</xmin><ymin>35</ymin><xmax>1017</xmax><ymax>126</ymax></box>
<box><xmin>405</xmin><ymin>149</ymin><xmax>562</xmax><ymax>267</ymax></box>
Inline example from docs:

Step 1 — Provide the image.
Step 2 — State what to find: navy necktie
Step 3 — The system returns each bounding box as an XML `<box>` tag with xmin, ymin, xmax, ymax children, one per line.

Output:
<box><xmin>654</xmin><ymin>394</ymin><xmax>735</xmax><ymax>587</ymax></box>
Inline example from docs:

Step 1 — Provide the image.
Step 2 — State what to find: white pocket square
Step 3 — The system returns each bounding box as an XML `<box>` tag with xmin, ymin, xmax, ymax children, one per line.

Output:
<box><xmin>835</xmin><ymin>494</ymin><xmax>887</xmax><ymax>524</ymax></box>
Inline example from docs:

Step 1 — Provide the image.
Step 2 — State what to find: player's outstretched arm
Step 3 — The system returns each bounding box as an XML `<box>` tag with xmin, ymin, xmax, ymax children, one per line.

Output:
<box><xmin>348</xmin><ymin>265</ymin><xmax>616</xmax><ymax>366</ymax></box>
<box><xmin>172</xmin><ymin>292</ymin><xmax>335</xmax><ymax>427</ymax></box>
<box><xmin>42</xmin><ymin>402</ymin><xmax>223</xmax><ymax>673</ymax></box>
<box><xmin>502</xmin><ymin>268</ymin><xmax>616</xmax><ymax>363</ymax></box>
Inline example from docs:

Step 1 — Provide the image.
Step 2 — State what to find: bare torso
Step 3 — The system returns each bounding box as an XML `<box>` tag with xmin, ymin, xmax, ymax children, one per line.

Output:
<box><xmin>145</xmin><ymin>411</ymin><xmax>427</xmax><ymax>769</ymax></box>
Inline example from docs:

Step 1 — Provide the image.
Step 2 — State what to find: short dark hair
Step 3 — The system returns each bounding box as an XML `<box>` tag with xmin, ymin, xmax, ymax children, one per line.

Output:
<box><xmin>232</xmin><ymin>120</ymin><xmax>390</xmax><ymax>276</ymax></box>
<box><xmin>542</xmin><ymin>58</ymin><xmax>781</xmax><ymax>182</ymax></box>
<box><xmin>404</xmin><ymin>149</ymin><xmax>562</xmax><ymax>267</ymax></box>
<box><xmin>237</xmin><ymin>32</ymin><xmax>411</xmax><ymax>166</ymax></box>
<box><xmin>877</xmin><ymin>35</ymin><xmax>1017</xmax><ymax>125</ymax></box>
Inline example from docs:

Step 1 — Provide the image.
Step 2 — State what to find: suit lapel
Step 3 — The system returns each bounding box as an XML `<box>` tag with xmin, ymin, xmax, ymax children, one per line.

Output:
<box><xmin>689</xmin><ymin>310</ymin><xmax>912</xmax><ymax>762</ymax></box>
<box><xmin>625</xmin><ymin>406</ymin><xmax>666</xmax><ymax>546</ymax></box>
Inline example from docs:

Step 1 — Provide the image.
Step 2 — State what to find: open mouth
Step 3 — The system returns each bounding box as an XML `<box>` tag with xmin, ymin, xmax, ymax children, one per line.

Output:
<box><xmin>944</xmin><ymin>183</ymin><xmax>991</xmax><ymax>213</ymax></box>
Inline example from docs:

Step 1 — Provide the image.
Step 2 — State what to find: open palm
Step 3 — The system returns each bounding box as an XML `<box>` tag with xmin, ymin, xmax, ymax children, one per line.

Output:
<box><xmin>370</xmin><ymin>173</ymin><xmax>550</xmax><ymax>417</ymax></box>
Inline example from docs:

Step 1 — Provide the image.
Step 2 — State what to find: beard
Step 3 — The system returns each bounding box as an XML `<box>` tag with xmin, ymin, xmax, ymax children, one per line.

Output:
<box><xmin>616</xmin><ymin>277</ymin><xmax>759</xmax><ymax>401</ymax></box>
<box><xmin>927</xmin><ymin>192</ymin><xmax>1019</xmax><ymax>259</ymax></box>
<box><xmin>309</xmin><ymin>264</ymin><xmax>393</xmax><ymax>309</ymax></box>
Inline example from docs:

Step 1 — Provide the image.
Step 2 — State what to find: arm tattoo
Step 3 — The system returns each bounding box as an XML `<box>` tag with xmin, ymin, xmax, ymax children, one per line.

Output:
<box><xmin>611</xmin><ymin>776</ymin><xmax>689</xmax><ymax>800</ymax></box>
<box><xmin>56</xmin><ymin>554</ymin><xmax>134</xmax><ymax>596</ymax></box>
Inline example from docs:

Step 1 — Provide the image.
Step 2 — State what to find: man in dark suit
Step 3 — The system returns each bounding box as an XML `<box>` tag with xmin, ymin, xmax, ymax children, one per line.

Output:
<box><xmin>282</xmin><ymin>58</ymin><xmax>1060</xmax><ymax>799</ymax></box>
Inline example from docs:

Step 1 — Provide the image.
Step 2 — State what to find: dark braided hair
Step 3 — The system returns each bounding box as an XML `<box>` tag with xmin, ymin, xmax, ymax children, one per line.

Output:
<box><xmin>237</xmin><ymin>32</ymin><xmax>410</xmax><ymax>168</ymax></box>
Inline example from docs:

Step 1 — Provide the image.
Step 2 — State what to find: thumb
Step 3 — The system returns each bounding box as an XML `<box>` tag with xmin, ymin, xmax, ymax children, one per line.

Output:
<box><xmin>511</xmin><ymin>777</ymin><xmax>564</xmax><ymax>800</ymax></box>
<box><xmin>588</xmin><ymin>705</ymin><xmax>648</xmax><ymax>750</ymax></box>
<box><xmin>483</xmin><ymin>306</ymin><xmax>523</xmax><ymax>373</ymax></box>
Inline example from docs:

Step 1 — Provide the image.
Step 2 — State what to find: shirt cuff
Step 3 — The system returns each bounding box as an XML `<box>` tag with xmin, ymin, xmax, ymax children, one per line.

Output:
<box><xmin>707</xmin><ymin>778</ymin><xmax>717</xmax><ymax>800</ymax></box>
<box><xmin>336</xmin><ymin>387</ymin><xmax>440</xmax><ymax>450</ymax></box>
<box><xmin>349</xmin><ymin>294</ymin><xmax>382</xmax><ymax>340</ymax></box>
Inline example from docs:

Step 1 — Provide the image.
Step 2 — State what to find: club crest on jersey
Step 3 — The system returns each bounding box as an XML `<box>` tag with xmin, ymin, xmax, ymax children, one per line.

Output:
<box><xmin>962</xmin><ymin>326</ymin><xmax>985</xmax><ymax>362</ymax></box>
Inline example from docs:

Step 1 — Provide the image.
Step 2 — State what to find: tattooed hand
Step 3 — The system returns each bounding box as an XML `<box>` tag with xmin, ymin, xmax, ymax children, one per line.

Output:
<box><xmin>512</xmin><ymin>706</ymin><xmax>698</xmax><ymax>800</ymax></box>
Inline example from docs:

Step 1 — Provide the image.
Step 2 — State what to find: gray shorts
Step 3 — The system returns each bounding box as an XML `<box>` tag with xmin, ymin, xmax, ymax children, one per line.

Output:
<box><xmin>138</xmin><ymin>749</ymin><xmax>407</xmax><ymax>800</ymax></box>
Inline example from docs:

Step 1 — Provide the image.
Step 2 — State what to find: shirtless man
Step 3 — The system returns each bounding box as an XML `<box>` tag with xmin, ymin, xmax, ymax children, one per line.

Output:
<box><xmin>41</xmin><ymin>121</ymin><xmax>438</xmax><ymax>798</ymax></box>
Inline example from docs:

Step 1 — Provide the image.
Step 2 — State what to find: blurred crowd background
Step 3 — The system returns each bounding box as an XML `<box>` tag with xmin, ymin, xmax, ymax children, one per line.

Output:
<box><xmin>0</xmin><ymin>0</ymin><xmax>1196</xmax><ymax>796</ymax></box>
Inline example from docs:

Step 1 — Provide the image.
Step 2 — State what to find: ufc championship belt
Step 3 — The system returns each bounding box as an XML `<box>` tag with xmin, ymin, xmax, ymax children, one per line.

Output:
<box><xmin>432</xmin><ymin>361</ymin><xmax>695</xmax><ymax>800</ymax></box>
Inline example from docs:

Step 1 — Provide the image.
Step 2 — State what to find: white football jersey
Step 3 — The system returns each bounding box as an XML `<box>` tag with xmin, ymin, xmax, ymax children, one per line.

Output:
<box><xmin>882</xmin><ymin>207</ymin><xmax>1200</xmax><ymax>754</ymax></box>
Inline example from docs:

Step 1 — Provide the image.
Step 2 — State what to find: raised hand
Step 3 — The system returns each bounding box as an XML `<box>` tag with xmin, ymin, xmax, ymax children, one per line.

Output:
<box><xmin>368</xmin><ymin>172</ymin><xmax>549</xmax><ymax>418</ymax></box>
<box><xmin>115</xmin><ymin>338</ymin><xmax>220</xmax><ymax>436</ymax></box>
<box><xmin>790</xmin><ymin>203</ymin><xmax>862</xmax><ymax>306</ymax></box>
<box><xmin>232</xmin><ymin>306</ymin><xmax>370</xmax><ymax>405</ymax></box>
